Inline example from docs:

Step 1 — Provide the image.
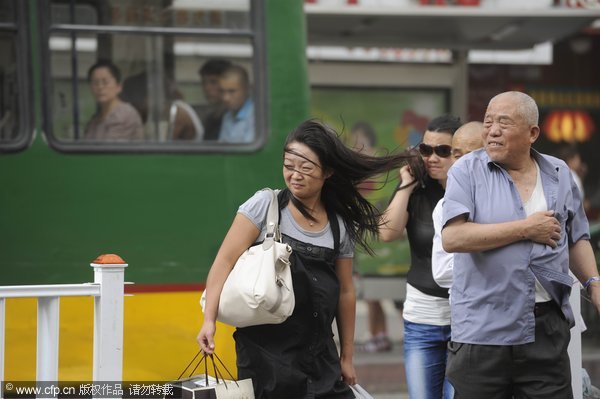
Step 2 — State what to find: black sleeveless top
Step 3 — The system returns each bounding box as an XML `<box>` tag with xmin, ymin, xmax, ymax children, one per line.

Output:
<box><xmin>405</xmin><ymin>178</ymin><xmax>449</xmax><ymax>299</ymax></box>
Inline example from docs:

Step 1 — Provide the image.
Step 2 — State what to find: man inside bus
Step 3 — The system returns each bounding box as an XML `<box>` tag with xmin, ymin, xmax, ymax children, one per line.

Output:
<box><xmin>218</xmin><ymin>64</ymin><xmax>255</xmax><ymax>144</ymax></box>
<box><xmin>196</xmin><ymin>59</ymin><xmax>231</xmax><ymax>141</ymax></box>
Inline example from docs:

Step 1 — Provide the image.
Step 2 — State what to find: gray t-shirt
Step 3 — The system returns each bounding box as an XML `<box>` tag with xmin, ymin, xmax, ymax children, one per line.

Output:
<box><xmin>238</xmin><ymin>189</ymin><xmax>354</xmax><ymax>259</ymax></box>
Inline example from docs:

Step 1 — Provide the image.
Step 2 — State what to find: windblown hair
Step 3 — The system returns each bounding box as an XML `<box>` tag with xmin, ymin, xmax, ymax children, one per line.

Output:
<box><xmin>281</xmin><ymin>120</ymin><xmax>415</xmax><ymax>255</ymax></box>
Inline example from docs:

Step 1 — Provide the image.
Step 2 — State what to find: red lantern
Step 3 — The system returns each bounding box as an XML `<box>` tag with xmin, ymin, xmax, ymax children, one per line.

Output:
<box><xmin>542</xmin><ymin>110</ymin><xmax>595</xmax><ymax>143</ymax></box>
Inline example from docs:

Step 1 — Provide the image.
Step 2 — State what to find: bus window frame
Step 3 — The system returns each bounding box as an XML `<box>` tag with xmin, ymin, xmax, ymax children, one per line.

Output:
<box><xmin>0</xmin><ymin>0</ymin><xmax>34</xmax><ymax>154</ymax></box>
<box><xmin>39</xmin><ymin>0</ymin><xmax>268</xmax><ymax>154</ymax></box>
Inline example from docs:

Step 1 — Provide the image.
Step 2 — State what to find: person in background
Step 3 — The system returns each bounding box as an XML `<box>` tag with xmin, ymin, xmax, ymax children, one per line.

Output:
<box><xmin>442</xmin><ymin>91</ymin><xmax>600</xmax><ymax>398</ymax></box>
<box><xmin>431</xmin><ymin>121</ymin><xmax>484</xmax><ymax>292</ymax></box>
<box><xmin>218</xmin><ymin>64</ymin><xmax>254</xmax><ymax>144</ymax></box>
<box><xmin>380</xmin><ymin>115</ymin><xmax>462</xmax><ymax>399</ymax></box>
<box><xmin>84</xmin><ymin>60</ymin><xmax>144</xmax><ymax>141</ymax></box>
<box><xmin>120</xmin><ymin>71</ymin><xmax>199</xmax><ymax>141</ymax></box>
<box><xmin>349</xmin><ymin>121</ymin><xmax>393</xmax><ymax>354</ymax></box>
<box><xmin>197</xmin><ymin>120</ymin><xmax>414</xmax><ymax>399</ymax></box>
<box><xmin>196</xmin><ymin>59</ymin><xmax>232</xmax><ymax>140</ymax></box>
<box><xmin>556</xmin><ymin>143</ymin><xmax>587</xmax><ymax>199</ymax></box>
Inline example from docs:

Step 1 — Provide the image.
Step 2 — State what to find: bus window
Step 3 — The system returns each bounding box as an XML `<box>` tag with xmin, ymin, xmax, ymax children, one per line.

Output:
<box><xmin>0</xmin><ymin>0</ymin><xmax>32</xmax><ymax>153</ymax></box>
<box><xmin>42</xmin><ymin>0</ymin><xmax>266</xmax><ymax>153</ymax></box>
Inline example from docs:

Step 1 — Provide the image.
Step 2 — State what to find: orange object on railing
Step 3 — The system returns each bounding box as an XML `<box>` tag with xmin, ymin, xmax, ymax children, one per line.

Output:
<box><xmin>92</xmin><ymin>253</ymin><xmax>127</xmax><ymax>264</ymax></box>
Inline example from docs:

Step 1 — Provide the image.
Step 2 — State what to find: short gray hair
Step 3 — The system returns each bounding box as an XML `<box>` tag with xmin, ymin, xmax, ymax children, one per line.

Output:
<box><xmin>490</xmin><ymin>91</ymin><xmax>539</xmax><ymax>126</ymax></box>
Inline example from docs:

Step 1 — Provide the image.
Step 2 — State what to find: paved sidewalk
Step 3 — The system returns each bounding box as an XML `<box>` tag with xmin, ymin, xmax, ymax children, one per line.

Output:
<box><xmin>351</xmin><ymin>300</ymin><xmax>406</xmax><ymax>396</ymax></box>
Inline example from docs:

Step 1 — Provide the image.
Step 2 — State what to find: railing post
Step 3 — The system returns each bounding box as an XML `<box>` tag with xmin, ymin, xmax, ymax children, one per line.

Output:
<box><xmin>37</xmin><ymin>296</ymin><xmax>60</xmax><ymax>381</ymax></box>
<box><xmin>568</xmin><ymin>277</ymin><xmax>583</xmax><ymax>399</ymax></box>
<box><xmin>90</xmin><ymin>254</ymin><xmax>127</xmax><ymax>382</ymax></box>
<box><xmin>1</xmin><ymin>298</ymin><xmax>5</xmax><ymax>382</ymax></box>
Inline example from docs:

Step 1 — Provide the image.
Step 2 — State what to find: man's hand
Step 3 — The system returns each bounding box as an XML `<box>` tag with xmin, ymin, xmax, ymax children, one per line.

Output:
<box><xmin>523</xmin><ymin>211</ymin><xmax>561</xmax><ymax>248</ymax></box>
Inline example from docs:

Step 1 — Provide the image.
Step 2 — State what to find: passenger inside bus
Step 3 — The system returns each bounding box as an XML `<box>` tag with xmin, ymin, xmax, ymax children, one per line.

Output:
<box><xmin>83</xmin><ymin>60</ymin><xmax>144</xmax><ymax>141</ymax></box>
<box><xmin>121</xmin><ymin>71</ymin><xmax>200</xmax><ymax>142</ymax></box>
<box><xmin>218</xmin><ymin>64</ymin><xmax>254</xmax><ymax>143</ymax></box>
<box><xmin>195</xmin><ymin>59</ymin><xmax>232</xmax><ymax>141</ymax></box>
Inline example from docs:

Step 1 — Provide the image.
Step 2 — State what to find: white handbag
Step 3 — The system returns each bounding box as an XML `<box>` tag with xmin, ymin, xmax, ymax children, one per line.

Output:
<box><xmin>201</xmin><ymin>188</ymin><xmax>294</xmax><ymax>328</ymax></box>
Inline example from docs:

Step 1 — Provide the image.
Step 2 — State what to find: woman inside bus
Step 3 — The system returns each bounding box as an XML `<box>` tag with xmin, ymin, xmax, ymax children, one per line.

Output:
<box><xmin>198</xmin><ymin>120</ymin><xmax>413</xmax><ymax>399</ymax></box>
<box><xmin>84</xmin><ymin>60</ymin><xmax>144</xmax><ymax>141</ymax></box>
<box><xmin>379</xmin><ymin>115</ymin><xmax>461</xmax><ymax>399</ymax></box>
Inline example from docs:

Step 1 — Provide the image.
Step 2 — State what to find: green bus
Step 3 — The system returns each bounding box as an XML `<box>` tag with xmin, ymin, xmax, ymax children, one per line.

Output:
<box><xmin>1</xmin><ymin>0</ymin><xmax>312</xmax><ymax>381</ymax></box>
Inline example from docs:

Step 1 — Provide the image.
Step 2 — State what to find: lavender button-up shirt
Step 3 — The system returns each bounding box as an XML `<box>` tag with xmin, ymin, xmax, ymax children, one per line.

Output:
<box><xmin>442</xmin><ymin>148</ymin><xmax>589</xmax><ymax>345</ymax></box>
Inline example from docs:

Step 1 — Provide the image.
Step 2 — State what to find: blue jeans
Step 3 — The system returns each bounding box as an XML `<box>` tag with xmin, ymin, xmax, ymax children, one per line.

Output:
<box><xmin>404</xmin><ymin>319</ymin><xmax>454</xmax><ymax>399</ymax></box>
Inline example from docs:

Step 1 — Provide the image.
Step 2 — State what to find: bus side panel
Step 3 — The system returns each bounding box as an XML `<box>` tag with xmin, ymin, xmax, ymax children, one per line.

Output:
<box><xmin>1</xmin><ymin>0</ymin><xmax>309</xmax><ymax>381</ymax></box>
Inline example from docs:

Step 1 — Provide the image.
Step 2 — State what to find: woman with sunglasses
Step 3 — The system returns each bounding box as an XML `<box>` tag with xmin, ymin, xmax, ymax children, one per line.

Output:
<box><xmin>380</xmin><ymin>115</ymin><xmax>462</xmax><ymax>399</ymax></box>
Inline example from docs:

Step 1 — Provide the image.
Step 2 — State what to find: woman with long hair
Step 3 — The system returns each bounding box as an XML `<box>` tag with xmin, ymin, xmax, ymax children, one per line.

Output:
<box><xmin>197</xmin><ymin>119</ymin><xmax>412</xmax><ymax>398</ymax></box>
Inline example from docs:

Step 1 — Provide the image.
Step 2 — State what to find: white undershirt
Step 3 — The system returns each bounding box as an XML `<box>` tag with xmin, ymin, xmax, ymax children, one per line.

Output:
<box><xmin>523</xmin><ymin>160</ymin><xmax>552</xmax><ymax>303</ymax></box>
<box><xmin>403</xmin><ymin>283</ymin><xmax>451</xmax><ymax>326</ymax></box>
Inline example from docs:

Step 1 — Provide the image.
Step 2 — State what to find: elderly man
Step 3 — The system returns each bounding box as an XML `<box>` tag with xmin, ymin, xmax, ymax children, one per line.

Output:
<box><xmin>441</xmin><ymin>91</ymin><xmax>600</xmax><ymax>398</ymax></box>
<box><xmin>218</xmin><ymin>64</ymin><xmax>254</xmax><ymax>143</ymax></box>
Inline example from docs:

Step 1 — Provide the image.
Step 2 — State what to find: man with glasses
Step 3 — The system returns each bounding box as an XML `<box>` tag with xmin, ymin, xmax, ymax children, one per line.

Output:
<box><xmin>441</xmin><ymin>91</ymin><xmax>600</xmax><ymax>398</ymax></box>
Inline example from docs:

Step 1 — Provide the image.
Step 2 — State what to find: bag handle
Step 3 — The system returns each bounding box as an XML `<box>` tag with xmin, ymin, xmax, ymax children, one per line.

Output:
<box><xmin>177</xmin><ymin>351</ymin><xmax>240</xmax><ymax>389</ymax></box>
<box><xmin>177</xmin><ymin>350</ymin><xmax>202</xmax><ymax>381</ymax></box>
<box><xmin>263</xmin><ymin>188</ymin><xmax>282</xmax><ymax>242</ymax></box>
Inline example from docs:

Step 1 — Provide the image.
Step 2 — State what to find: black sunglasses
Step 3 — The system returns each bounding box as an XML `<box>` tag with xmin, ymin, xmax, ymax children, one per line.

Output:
<box><xmin>418</xmin><ymin>143</ymin><xmax>452</xmax><ymax>158</ymax></box>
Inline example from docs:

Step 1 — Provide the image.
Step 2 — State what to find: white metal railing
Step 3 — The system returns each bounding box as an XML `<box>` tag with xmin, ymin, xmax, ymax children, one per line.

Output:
<box><xmin>0</xmin><ymin>258</ymin><xmax>127</xmax><ymax>383</ymax></box>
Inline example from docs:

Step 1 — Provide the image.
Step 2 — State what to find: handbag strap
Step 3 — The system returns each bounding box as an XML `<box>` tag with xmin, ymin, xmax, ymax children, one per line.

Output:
<box><xmin>326</xmin><ymin>206</ymin><xmax>341</xmax><ymax>256</ymax></box>
<box><xmin>211</xmin><ymin>352</ymin><xmax>240</xmax><ymax>388</ymax></box>
<box><xmin>177</xmin><ymin>351</ymin><xmax>240</xmax><ymax>388</ymax></box>
<box><xmin>177</xmin><ymin>351</ymin><xmax>212</xmax><ymax>385</ymax></box>
<box><xmin>177</xmin><ymin>350</ymin><xmax>202</xmax><ymax>380</ymax></box>
<box><xmin>263</xmin><ymin>188</ymin><xmax>281</xmax><ymax>242</ymax></box>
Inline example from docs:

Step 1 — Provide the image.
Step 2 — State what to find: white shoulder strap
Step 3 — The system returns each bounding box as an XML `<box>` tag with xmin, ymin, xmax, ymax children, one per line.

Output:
<box><xmin>263</xmin><ymin>188</ymin><xmax>281</xmax><ymax>241</ymax></box>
